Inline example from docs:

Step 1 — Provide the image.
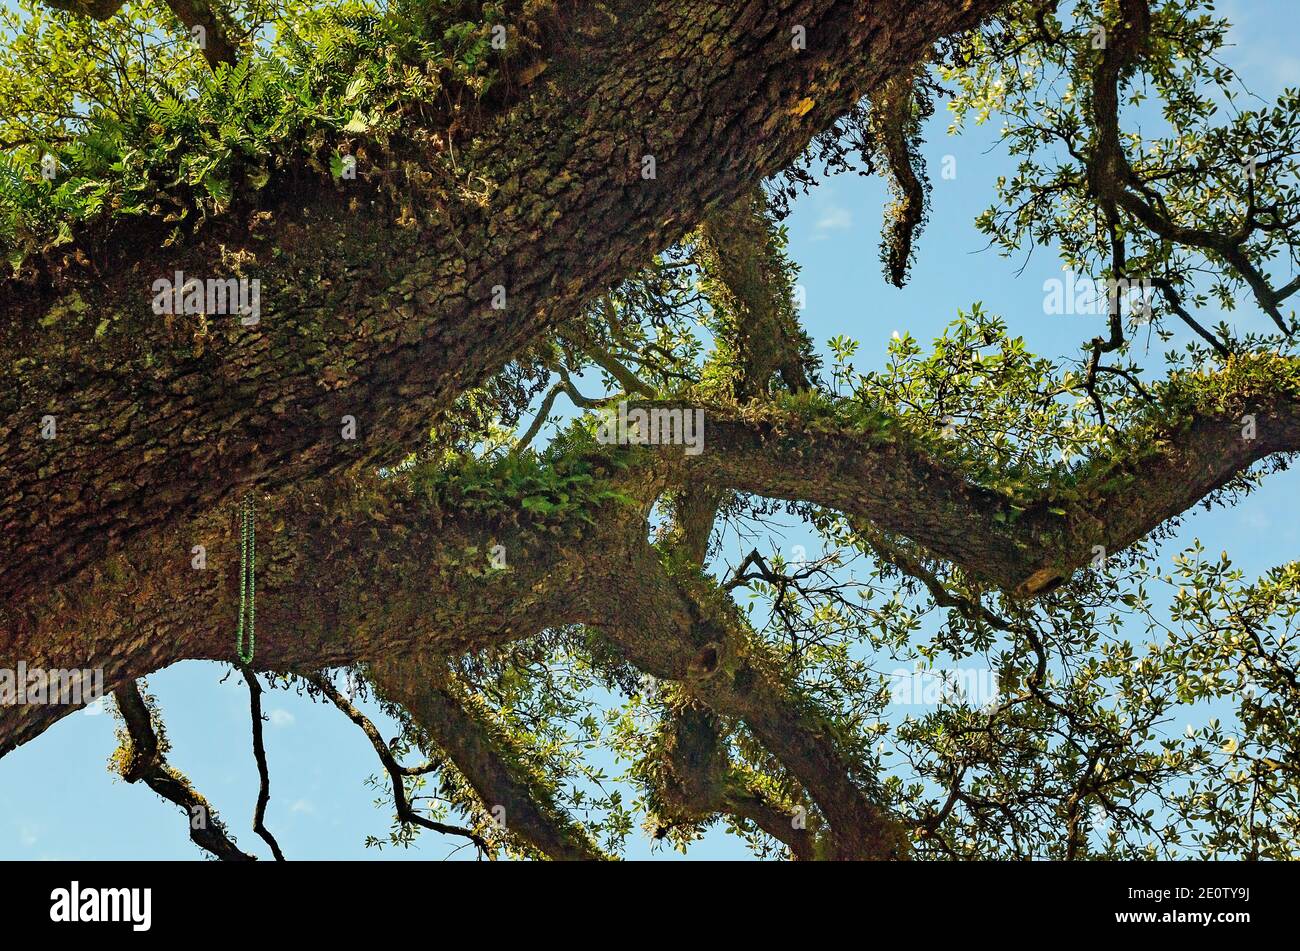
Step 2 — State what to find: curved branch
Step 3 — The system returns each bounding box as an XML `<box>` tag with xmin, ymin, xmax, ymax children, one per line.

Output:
<box><xmin>1085</xmin><ymin>0</ymin><xmax>1297</xmax><ymax>333</ymax></box>
<box><xmin>594</xmin><ymin>539</ymin><xmax>909</xmax><ymax>860</ymax></box>
<box><xmin>869</xmin><ymin>70</ymin><xmax>930</xmax><ymax>288</ymax></box>
<box><xmin>113</xmin><ymin>680</ymin><xmax>255</xmax><ymax>861</ymax></box>
<box><xmin>650</xmin><ymin>696</ymin><xmax>818</xmax><ymax>860</ymax></box>
<box><xmin>673</xmin><ymin>354</ymin><xmax>1300</xmax><ymax>593</ymax></box>
<box><xmin>241</xmin><ymin>667</ymin><xmax>285</xmax><ymax>861</ymax></box>
<box><xmin>38</xmin><ymin>0</ymin><xmax>240</xmax><ymax>69</ymax></box>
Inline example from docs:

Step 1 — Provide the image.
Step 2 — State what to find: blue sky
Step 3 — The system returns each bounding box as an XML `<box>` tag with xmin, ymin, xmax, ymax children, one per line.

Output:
<box><xmin>3</xmin><ymin>0</ymin><xmax>1298</xmax><ymax>860</ymax></box>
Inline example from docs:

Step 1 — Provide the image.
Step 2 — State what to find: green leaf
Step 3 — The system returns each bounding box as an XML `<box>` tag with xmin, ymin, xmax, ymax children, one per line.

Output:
<box><xmin>343</xmin><ymin>110</ymin><xmax>368</xmax><ymax>133</ymax></box>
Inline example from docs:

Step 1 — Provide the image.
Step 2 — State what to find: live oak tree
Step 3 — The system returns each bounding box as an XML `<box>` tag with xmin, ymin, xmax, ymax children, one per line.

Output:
<box><xmin>2</xmin><ymin>0</ymin><xmax>1299</xmax><ymax>860</ymax></box>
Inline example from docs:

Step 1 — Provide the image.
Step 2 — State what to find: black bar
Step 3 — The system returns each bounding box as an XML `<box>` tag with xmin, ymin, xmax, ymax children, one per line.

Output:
<box><xmin>4</xmin><ymin>860</ymin><xmax>1278</xmax><ymax>937</ymax></box>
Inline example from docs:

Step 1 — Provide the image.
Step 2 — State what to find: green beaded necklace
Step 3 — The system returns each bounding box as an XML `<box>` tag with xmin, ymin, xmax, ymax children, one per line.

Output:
<box><xmin>236</xmin><ymin>494</ymin><xmax>257</xmax><ymax>664</ymax></box>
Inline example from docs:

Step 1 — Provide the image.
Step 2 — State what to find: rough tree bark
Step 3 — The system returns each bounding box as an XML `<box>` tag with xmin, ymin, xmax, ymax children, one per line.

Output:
<box><xmin>7</xmin><ymin>159</ymin><xmax>1297</xmax><ymax>857</ymax></box>
<box><xmin>7</xmin><ymin>348</ymin><xmax>1298</xmax><ymax>752</ymax></box>
<box><xmin>0</xmin><ymin>0</ymin><xmax>1002</xmax><ymax>602</ymax></box>
<box><xmin>0</xmin><ymin>459</ymin><xmax>651</xmax><ymax>755</ymax></box>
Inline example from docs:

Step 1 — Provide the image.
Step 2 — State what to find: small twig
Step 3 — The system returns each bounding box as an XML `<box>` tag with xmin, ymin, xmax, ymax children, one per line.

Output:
<box><xmin>515</xmin><ymin>381</ymin><xmax>565</xmax><ymax>452</ymax></box>
<box><xmin>308</xmin><ymin>673</ymin><xmax>490</xmax><ymax>856</ymax></box>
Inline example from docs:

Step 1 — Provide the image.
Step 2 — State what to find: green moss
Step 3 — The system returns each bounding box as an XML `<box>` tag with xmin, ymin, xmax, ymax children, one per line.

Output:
<box><xmin>37</xmin><ymin>290</ymin><xmax>88</xmax><ymax>327</ymax></box>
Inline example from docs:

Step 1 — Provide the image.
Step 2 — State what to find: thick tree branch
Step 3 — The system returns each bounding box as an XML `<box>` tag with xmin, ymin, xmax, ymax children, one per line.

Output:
<box><xmin>696</xmin><ymin>186</ymin><xmax>817</xmax><ymax>397</ymax></box>
<box><xmin>162</xmin><ymin>0</ymin><xmax>241</xmax><ymax>69</ymax></box>
<box><xmin>869</xmin><ymin>69</ymin><xmax>930</xmax><ymax>288</ymax></box>
<box><xmin>0</xmin><ymin>0</ymin><xmax>1002</xmax><ymax>603</ymax></box>
<box><xmin>593</xmin><ymin>539</ymin><xmax>909</xmax><ymax>860</ymax></box>
<box><xmin>38</xmin><ymin>0</ymin><xmax>240</xmax><ymax>69</ymax></box>
<box><xmin>9</xmin><ymin>446</ymin><xmax>905</xmax><ymax>856</ymax></box>
<box><xmin>672</xmin><ymin>353</ymin><xmax>1300</xmax><ymax>594</ymax></box>
<box><xmin>8</xmin><ymin>356</ymin><xmax>1297</xmax><ymax>756</ymax></box>
<box><xmin>649</xmin><ymin>696</ymin><xmax>818</xmax><ymax>860</ymax></box>
<box><xmin>1</xmin><ymin>466</ymin><xmax>644</xmax><ymax>756</ymax></box>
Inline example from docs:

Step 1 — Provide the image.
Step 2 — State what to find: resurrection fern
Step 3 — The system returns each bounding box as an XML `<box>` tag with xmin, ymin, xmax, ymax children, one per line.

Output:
<box><xmin>409</xmin><ymin>435</ymin><xmax>638</xmax><ymax>527</ymax></box>
<box><xmin>0</xmin><ymin>0</ymin><xmax>516</xmax><ymax>272</ymax></box>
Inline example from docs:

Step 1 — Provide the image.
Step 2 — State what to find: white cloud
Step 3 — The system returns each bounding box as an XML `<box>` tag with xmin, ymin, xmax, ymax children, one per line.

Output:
<box><xmin>269</xmin><ymin>708</ymin><xmax>295</xmax><ymax>728</ymax></box>
<box><xmin>1272</xmin><ymin>56</ymin><xmax>1300</xmax><ymax>88</ymax></box>
<box><xmin>1220</xmin><ymin>0</ymin><xmax>1300</xmax><ymax>90</ymax></box>
<box><xmin>815</xmin><ymin>205</ymin><xmax>853</xmax><ymax>233</ymax></box>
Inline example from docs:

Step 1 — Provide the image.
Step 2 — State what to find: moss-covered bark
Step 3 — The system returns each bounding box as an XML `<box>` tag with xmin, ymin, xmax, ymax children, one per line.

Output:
<box><xmin>6</xmin><ymin>355</ymin><xmax>1297</xmax><ymax>759</ymax></box>
<box><xmin>0</xmin><ymin>0</ymin><xmax>1001</xmax><ymax>602</ymax></box>
<box><xmin>661</xmin><ymin>354</ymin><xmax>1300</xmax><ymax>594</ymax></box>
<box><xmin>0</xmin><ymin>464</ymin><xmax>646</xmax><ymax>755</ymax></box>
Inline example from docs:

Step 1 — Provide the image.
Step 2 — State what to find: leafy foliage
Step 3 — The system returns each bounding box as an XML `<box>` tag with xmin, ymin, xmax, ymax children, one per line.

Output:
<box><xmin>12</xmin><ymin>0</ymin><xmax>1300</xmax><ymax>860</ymax></box>
<box><xmin>0</xmin><ymin>0</ymin><xmax>521</xmax><ymax>270</ymax></box>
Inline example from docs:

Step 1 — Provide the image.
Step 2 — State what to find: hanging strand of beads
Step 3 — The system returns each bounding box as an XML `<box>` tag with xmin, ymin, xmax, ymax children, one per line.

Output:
<box><xmin>236</xmin><ymin>494</ymin><xmax>256</xmax><ymax>664</ymax></box>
